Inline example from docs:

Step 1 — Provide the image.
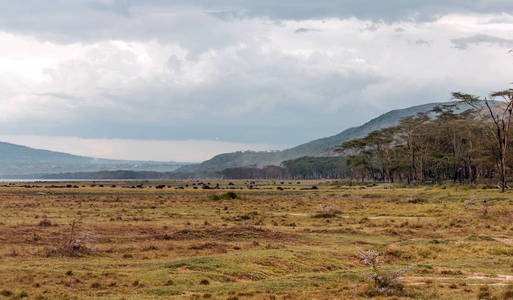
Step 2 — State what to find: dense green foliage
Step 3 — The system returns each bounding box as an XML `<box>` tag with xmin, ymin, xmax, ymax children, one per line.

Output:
<box><xmin>217</xmin><ymin>157</ymin><xmax>348</xmax><ymax>179</ymax></box>
<box><xmin>217</xmin><ymin>166</ymin><xmax>286</xmax><ymax>179</ymax></box>
<box><xmin>338</xmin><ymin>99</ymin><xmax>508</xmax><ymax>185</ymax></box>
<box><xmin>281</xmin><ymin>156</ymin><xmax>349</xmax><ymax>179</ymax></box>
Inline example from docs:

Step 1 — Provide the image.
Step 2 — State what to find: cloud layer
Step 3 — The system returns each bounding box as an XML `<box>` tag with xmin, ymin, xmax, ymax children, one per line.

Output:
<box><xmin>1</xmin><ymin>2</ymin><xmax>513</xmax><ymax>161</ymax></box>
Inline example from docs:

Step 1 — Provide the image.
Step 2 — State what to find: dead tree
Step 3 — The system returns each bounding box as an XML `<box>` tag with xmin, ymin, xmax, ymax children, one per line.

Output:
<box><xmin>453</xmin><ymin>89</ymin><xmax>513</xmax><ymax>192</ymax></box>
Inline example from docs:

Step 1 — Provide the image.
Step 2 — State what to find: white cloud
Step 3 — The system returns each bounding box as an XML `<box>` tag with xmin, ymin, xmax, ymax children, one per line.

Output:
<box><xmin>0</xmin><ymin>7</ymin><xmax>513</xmax><ymax>160</ymax></box>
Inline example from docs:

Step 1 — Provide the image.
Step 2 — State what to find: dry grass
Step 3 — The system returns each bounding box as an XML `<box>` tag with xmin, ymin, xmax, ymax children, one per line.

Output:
<box><xmin>0</xmin><ymin>180</ymin><xmax>513</xmax><ymax>298</ymax></box>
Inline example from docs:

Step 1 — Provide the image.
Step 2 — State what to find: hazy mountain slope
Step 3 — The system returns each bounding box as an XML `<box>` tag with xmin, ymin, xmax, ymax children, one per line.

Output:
<box><xmin>36</xmin><ymin>170</ymin><xmax>176</xmax><ymax>180</ymax></box>
<box><xmin>0</xmin><ymin>141</ymin><xmax>188</xmax><ymax>176</ymax></box>
<box><xmin>176</xmin><ymin>101</ymin><xmax>460</xmax><ymax>175</ymax></box>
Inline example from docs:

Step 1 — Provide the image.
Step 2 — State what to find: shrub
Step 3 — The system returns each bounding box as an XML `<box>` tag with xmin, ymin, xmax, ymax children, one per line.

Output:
<box><xmin>356</xmin><ymin>247</ymin><xmax>415</xmax><ymax>297</ymax></box>
<box><xmin>90</xmin><ymin>282</ymin><xmax>101</xmax><ymax>289</ymax></box>
<box><xmin>209</xmin><ymin>192</ymin><xmax>239</xmax><ymax>201</ymax></box>
<box><xmin>38</xmin><ymin>219</ymin><xmax>53</xmax><ymax>227</ymax></box>
<box><xmin>407</xmin><ymin>197</ymin><xmax>426</xmax><ymax>204</ymax></box>
<box><xmin>313</xmin><ymin>204</ymin><xmax>342</xmax><ymax>218</ymax></box>
<box><xmin>44</xmin><ymin>219</ymin><xmax>90</xmax><ymax>257</ymax></box>
<box><xmin>164</xmin><ymin>280</ymin><xmax>174</xmax><ymax>286</ymax></box>
<box><xmin>478</xmin><ymin>286</ymin><xmax>491</xmax><ymax>299</ymax></box>
<box><xmin>503</xmin><ymin>284</ymin><xmax>513</xmax><ymax>299</ymax></box>
<box><xmin>0</xmin><ymin>290</ymin><xmax>12</xmax><ymax>297</ymax></box>
<box><xmin>200</xmin><ymin>279</ymin><xmax>210</xmax><ymax>285</ymax></box>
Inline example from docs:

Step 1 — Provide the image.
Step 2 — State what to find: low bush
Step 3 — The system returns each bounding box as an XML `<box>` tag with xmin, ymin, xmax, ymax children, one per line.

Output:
<box><xmin>357</xmin><ymin>247</ymin><xmax>415</xmax><ymax>297</ymax></box>
<box><xmin>313</xmin><ymin>204</ymin><xmax>342</xmax><ymax>218</ymax></box>
<box><xmin>209</xmin><ymin>192</ymin><xmax>239</xmax><ymax>201</ymax></box>
<box><xmin>44</xmin><ymin>220</ymin><xmax>90</xmax><ymax>257</ymax></box>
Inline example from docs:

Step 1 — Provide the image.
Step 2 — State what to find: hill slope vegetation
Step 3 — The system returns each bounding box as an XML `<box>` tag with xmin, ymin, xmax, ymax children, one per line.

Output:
<box><xmin>176</xmin><ymin>102</ymin><xmax>461</xmax><ymax>176</ymax></box>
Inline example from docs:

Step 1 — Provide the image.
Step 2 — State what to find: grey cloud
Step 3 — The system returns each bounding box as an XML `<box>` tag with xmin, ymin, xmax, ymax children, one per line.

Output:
<box><xmin>0</xmin><ymin>1</ymin><xmax>243</xmax><ymax>55</ymax></box>
<box><xmin>0</xmin><ymin>43</ymin><xmax>385</xmax><ymax>145</ymax></box>
<box><xmin>1</xmin><ymin>1</ymin><xmax>512</xmax><ymax>148</ymax></box>
<box><xmin>451</xmin><ymin>34</ymin><xmax>513</xmax><ymax>49</ymax></box>
<box><xmin>86</xmin><ymin>0</ymin><xmax>131</xmax><ymax>17</ymax></box>
<box><xmin>1</xmin><ymin>1</ymin><xmax>513</xmax><ymax>46</ymax></box>
<box><xmin>34</xmin><ymin>93</ymin><xmax>82</xmax><ymax>101</ymax></box>
<box><xmin>416</xmin><ymin>39</ymin><xmax>430</xmax><ymax>46</ymax></box>
<box><xmin>295</xmin><ymin>28</ymin><xmax>320</xmax><ymax>34</ymax></box>
<box><xmin>205</xmin><ymin>9</ymin><xmax>248</xmax><ymax>21</ymax></box>
<box><xmin>189</xmin><ymin>0</ymin><xmax>513</xmax><ymax>21</ymax></box>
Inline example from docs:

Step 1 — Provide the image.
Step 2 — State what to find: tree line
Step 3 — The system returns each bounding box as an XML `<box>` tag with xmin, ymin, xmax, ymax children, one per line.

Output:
<box><xmin>218</xmin><ymin>156</ymin><xmax>349</xmax><ymax>179</ymax></box>
<box><xmin>216</xmin><ymin>88</ymin><xmax>513</xmax><ymax>190</ymax></box>
<box><xmin>338</xmin><ymin>89</ymin><xmax>513</xmax><ymax>191</ymax></box>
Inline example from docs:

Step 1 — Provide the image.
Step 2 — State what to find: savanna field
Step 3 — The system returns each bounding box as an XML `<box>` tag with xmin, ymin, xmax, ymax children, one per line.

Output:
<box><xmin>2</xmin><ymin>181</ymin><xmax>513</xmax><ymax>299</ymax></box>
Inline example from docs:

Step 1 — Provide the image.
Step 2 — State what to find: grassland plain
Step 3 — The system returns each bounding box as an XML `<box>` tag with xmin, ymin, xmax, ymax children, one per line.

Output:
<box><xmin>1</xmin><ymin>180</ymin><xmax>513</xmax><ymax>299</ymax></box>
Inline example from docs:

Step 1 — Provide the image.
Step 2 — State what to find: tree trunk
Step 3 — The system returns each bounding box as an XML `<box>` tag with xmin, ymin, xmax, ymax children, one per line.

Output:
<box><xmin>501</xmin><ymin>146</ymin><xmax>506</xmax><ymax>192</ymax></box>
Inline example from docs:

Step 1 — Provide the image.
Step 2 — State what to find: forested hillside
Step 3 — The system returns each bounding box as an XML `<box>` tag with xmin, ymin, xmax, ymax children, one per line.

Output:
<box><xmin>339</xmin><ymin>90</ymin><xmax>513</xmax><ymax>191</ymax></box>
<box><xmin>176</xmin><ymin>102</ymin><xmax>468</xmax><ymax>176</ymax></box>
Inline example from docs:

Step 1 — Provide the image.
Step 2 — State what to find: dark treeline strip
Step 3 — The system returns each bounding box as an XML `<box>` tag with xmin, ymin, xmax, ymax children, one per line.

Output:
<box><xmin>218</xmin><ymin>89</ymin><xmax>513</xmax><ymax>188</ymax></box>
<box><xmin>218</xmin><ymin>157</ymin><xmax>349</xmax><ymax>179</ymax></box>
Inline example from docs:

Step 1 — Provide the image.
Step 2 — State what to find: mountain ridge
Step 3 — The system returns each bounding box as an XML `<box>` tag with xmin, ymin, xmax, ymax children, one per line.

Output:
<box><xmin>0</xmin><ymin>141</ymin><xmax>189</xmax><ymax>176</ymax></box>
<box><xmin>0</xmin><ymin>101</ymin><xmax>470</xmax><ymax>178</ymax></box>
<box><xmin>175</xmin><ymin>101</ymin><xmax>463</xmax><ymax>176</ymax></box>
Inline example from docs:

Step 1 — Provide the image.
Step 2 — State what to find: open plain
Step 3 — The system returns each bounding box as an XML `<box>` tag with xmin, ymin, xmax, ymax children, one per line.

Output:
<box><xmin>1</xmin><ymin>180</ymin><xmax>513</xmax><ymax>299</ymax></box>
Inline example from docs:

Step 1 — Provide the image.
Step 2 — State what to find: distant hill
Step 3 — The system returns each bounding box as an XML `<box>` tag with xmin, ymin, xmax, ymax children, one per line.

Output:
<box><xmin>175</xmin><ymin>101</ymin><xmax>467</xmax><ymax>176</ymax></box>
<box><xmin>35</xmin><ymin>170</ymin><xmax>176</xmax><ymax>180</ymax></box>
<box><xmin>0</xmin><ymin>141</ymin><xmax>189</xmax><ymax>176</ymax></box>
<box><xmin>0</xmin><ymin>101</ymin><xmax>473</xmax><ymax>179</ymax></box>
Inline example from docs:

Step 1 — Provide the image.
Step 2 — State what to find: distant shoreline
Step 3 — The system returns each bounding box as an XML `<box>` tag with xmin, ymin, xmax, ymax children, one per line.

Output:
<box><xmin>0</xmin><ymin>178</ymin><xmax>176</xmax><ymax>182</ymax></box>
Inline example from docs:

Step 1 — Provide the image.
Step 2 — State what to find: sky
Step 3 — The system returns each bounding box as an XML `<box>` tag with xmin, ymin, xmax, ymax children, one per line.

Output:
<box><xmin>1</xmin><ymin>1</ymin><xmax>513</xmax><ymax>162</ymax></box>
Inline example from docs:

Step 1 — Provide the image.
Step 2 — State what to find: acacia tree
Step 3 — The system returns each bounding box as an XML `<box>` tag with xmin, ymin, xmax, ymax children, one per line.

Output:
<box><xmin>397</xmin><ymin>113</ymin><xmax>429</xmax><ymax>184</ymax></box>
<box><xmin>337</xmin><ymin>104</ymin><xmax>488</xmax><ymax>185</ymax></box>
<box><xmin>453</xmin><ymin>89</ymin><xmax>513</xmax><ymax>192</ymax></box>
<box><xmin>365</xmin><ymin>128</ymin><xmax>397</xmax><ymax>182</ymax></box>
<box><xmin>338</xmin><ymin>139</ymin><xmax>373</xmax><ymax>182</ymax></box>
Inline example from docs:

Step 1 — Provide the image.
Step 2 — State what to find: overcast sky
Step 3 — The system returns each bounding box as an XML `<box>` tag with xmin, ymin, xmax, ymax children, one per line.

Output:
<box><xmin>1</xmin><ymin>1</ymin><xmax>513</xmax><ymax>162</ymax></box>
